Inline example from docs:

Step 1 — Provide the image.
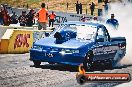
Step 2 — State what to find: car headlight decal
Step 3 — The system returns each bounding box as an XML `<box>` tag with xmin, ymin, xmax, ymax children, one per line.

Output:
<box><xmin>59</xmin><ymin>49</ymin><xmax>80</xmax><ymax>54</ymax></box>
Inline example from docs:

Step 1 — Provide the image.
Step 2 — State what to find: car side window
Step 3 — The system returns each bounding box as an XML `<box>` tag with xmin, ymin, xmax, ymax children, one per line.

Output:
<box><xmin>98</xmin><ymin>28</ymin><xmax>104</xmax><ymax>36</ymax></box>
<box><xmin>97</xmin><ymin>27</ymin><xmax>108</xmax><ymax>42</ymax></box>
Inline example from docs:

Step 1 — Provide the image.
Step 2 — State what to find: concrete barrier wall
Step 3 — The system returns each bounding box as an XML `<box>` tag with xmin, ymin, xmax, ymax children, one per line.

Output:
<box><xmin>8</xmin><ymin>30</ymin><xmax>33</xmax><ymax>53</ymax></box>
<box><xmin>0</xmin><ymin>28</ymin><xmax>7</xmax><ymax>39</ymax></box>
<box><xmin>0</xmin><ymin>29</ymin><xmax>52</xmax><ymax>54</ymax></box>
<box><xmin>0</xmin><ymin>25</ymin><xmax>37</xmax><ymax>39</ymax></box>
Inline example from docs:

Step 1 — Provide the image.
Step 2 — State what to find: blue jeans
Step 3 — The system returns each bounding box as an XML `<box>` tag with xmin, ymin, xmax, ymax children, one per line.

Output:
<box><xmin>0</xmin><ymin>19</ymin><xmax>3</xmax><ymax>25</ymax></box>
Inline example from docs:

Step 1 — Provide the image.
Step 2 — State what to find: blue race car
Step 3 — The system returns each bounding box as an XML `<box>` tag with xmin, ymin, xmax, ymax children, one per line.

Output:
<box><xmin>30</xmin><ymin>21</ymin><xmax>126</xmax><ymax>70</ymax></box>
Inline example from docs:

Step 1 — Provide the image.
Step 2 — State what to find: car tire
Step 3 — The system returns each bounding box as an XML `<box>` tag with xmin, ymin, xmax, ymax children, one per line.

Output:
<box><xmin>33</xmin><ymin>61</ymin><xmax>41</xmax><ymax>67</ymax></box>
<box><xmin>83</xmin><ymin>52</ymin><xmax>93</xmax><ymax>71</ymax></box>
<box><xmin>106</xmin><ymin>59</ymin><xmax>113</xmax><ymax>69</ymax></box>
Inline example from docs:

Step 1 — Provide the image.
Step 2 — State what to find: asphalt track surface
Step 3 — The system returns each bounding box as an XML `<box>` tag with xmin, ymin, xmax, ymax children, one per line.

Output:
<box><xmin>0</xmin><ymin>53</ymin><xmax>132</xmax><ymax>87</ymax></box>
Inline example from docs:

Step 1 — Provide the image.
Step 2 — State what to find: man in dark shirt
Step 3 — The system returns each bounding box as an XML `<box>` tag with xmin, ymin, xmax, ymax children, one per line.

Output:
<box><xmin>79</xmin><ymin>3</ymin><xmax>82</xmax><ymax>14</ymax></box>
<box><xmin>103</xmin><ymin>0</ymin><xmax>109</xmax><ymax>14</ymax></box>
<box><xmin>18</xmin><ymin>11</ymin><xmax>27</xmax><ymax>26</ymax></box>
<box><xmin>26</xmin><ymin>9</ymin><xmax>35</xmax><ymax>26</ymax></box>
<box><xmin>106</xmin><ymin>14</ymin><xmax>119</xmax><ymax>28</ymax></box>
<box><xmin>10</xmin><ymin>12</ymin><xmax>18</xmax><ymax>24</ymax></box>
<box><xmin>103</xmin><ymin>0</ymin><xmax>109</xmax><ymax>5</ymax></box>
<box><xmin>90</xmin><ymin>2</ymin><xmax>95</xmax><ymax>15</ymax></box>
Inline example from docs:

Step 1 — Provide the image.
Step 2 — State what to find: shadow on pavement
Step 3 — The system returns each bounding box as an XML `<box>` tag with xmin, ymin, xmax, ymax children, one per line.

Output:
<box><xmin>30</xmin><ymin>64</ymin><xmax>79</xmax><ymax>72</ymax></box>
<box><xmin>30</xmin><ymin>63</ymin><xmax>132</xmax><ymax>72</ymax></box>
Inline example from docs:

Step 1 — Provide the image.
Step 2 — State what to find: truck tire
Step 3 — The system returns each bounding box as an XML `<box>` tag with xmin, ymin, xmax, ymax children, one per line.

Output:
<box><xmin>106</xmin><ymin>59</ymin><xmax>113</xmax><ymax>69</ymax></box>
<box><xmin>33</xmin><ymin>61</ymin><xmax>41</xmax><ymax>67</ymax></box>
<box><xmin>83</xmin><ymin>52</ymin><xmax>93</xmax><ymax>71</ymax></box>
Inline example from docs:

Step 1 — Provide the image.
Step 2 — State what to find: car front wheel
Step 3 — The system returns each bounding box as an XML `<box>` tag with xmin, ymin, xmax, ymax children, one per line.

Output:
<box><xmin>33</xmin><ymin>61</ymin><xmax>41</xmax><ymax>67</ymax></box>
<box><xmin>83</xmin><ymin>52</ymin><xmax>93</xmax><ymax>71</ymax></box>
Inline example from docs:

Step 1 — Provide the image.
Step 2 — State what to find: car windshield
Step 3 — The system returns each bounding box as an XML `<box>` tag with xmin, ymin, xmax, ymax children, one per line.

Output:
<box><xmin>76</xmin><ymin>25</ymin><xmax>97</xmax><ymax>40</ymax></box>
<box><xmin>50</xmin><ymin>23</ymin><xmax>97</xmax><ymax>40</ymax></box>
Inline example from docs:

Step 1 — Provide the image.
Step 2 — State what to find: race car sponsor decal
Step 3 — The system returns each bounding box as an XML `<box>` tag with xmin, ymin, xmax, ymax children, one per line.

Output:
<box><xmin>93</xmin><ymin>46</ymin><xmax>119</xmax><ymax>55</ymax></box>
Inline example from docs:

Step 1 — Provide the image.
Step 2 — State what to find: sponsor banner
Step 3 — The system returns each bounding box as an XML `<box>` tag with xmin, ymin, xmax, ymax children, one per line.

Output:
<box><xmin>76</xmin><ymin>73</ymin><xmax>131</xmax><ymax>85</ymax></box>
<box><xmin>76</xmin><ymin>64</ymin><xmax>131</xmax><ymax>85</ymax></box>
<box><xmin>7</xmin><ymin>8</ymin><xmax>99</xmax><ymax>25</ymax></box>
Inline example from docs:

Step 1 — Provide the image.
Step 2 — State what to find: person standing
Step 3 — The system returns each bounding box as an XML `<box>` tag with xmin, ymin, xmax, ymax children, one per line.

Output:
<box><xmin>49</xmin><ymin>11</ymin><xmax>56</xmax><ymax>27</ymax></box>
<box><xmin>79</xmin><ymin>3</ymin><xmax>82</xmax><ymax>14</ymax></box>
<box><xmin>36</xmin><ymin>3</ymin><xmax>48</xmax><ymax>30</ymax></box>
<box><xmin>90</xmin><ymin>2</ymin><xmax>95</xmax><ymax>15</ymax></box>
<box><xmin>0</xmin><ymin>9</ymin><xmax>4</xmax><ymax>25</ymax></box>
<box><xmin>106</xmin><ymin>14</ymin><xmax>119</xmax><ymax>28</ymax></box>
<box><xmin>75</xmin><ymin>1</ymin><xmax>79</xmax><ymax>14</ymax></box>
<box><xmin>18</xmin><ymin>11</ymin><xmax>27</xmax><ymax>26</ymax></box>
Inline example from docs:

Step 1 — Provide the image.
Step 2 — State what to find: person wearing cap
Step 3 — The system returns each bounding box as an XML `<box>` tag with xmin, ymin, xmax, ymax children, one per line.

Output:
<box><xmin>49</xmin><ymin>11</ymin><xmax>56</xmax><ymax>27</ymax></box>
<box><xmin>36</xmin><ymin>3</ymin><xmax>48</xmax><ymax>30</ymax></box>
<box><xmin>75</xmin><ymin>1</ymin><xmax>79</xmax><ymax>14</ymax></box>
<box><xmin>26</xmin><ymin>9</ymin><xmax>35</xmax><ymax>26</ymax></box>
<box><xmin>106</xmin><ymin>14</ymin><xmax>119</xmax><ymax>28</ymax></box>
<box><xmin>93</xmin><ymin>16</ymin><xmax>97</xmax><ymax>21</ymax></box>
<box><xmin>18</xmin><ymin>11</ymin><xmax>27</xmax><ymax>26</ymax></box>
<box><xmin>90</xmin><ymin>2</ymin><xmax>95</xmax><ymax>15</ymax></box>
<box><xmin>103</xmin><ymin>3</ymin><xmax>109</xmax><ymax>14</ymax></box>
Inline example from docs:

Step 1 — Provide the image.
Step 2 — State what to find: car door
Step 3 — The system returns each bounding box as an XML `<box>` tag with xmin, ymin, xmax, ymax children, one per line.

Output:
<box><xmin>93</xmin><ymin>26</ymin><xmax>110</xmax><ymax>61</ymax></box>
<box><xmin>104</xmin><ymin>27</ymin><xmax>119</xmax><ymax>59</ymax></box>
